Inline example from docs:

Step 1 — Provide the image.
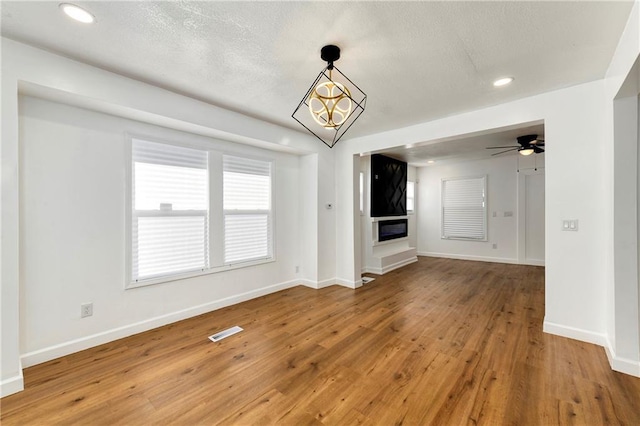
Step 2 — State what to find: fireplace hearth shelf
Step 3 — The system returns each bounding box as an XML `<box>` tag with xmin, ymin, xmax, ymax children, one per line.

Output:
<box><xmin>364</xmin><ymin>246</ymin><xmax>417</xmax><ymax>275</ymax></box>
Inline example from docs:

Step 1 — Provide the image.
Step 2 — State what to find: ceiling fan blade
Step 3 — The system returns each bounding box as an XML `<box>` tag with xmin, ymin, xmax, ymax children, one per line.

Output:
<box><xmin>486</xmin><ymin>145</ymin><xmax>518</xmax><ymax>149</ymax></box>
<box><xmin>533</xmin><ymin>146</ymin><xmax>545</xmax><ymax>153</ymax></box>
<box><xmin>491</xmin><ymin>148</ymin><xmax>519</xmax><ymax>156</ymax></box>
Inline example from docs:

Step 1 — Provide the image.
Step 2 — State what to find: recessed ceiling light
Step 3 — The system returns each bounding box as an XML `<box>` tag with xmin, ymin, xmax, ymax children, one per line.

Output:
<box><xmin>493</xmin><ymin>77</ymin><xmax>514</xmax><ymax>87</ymax></box>
<box><xmin>59</xmin><ymin>3</ymin><xmax>95</xmax><ymax>24</ymax></box>
<box><xmin>427</xmin><ymin>160</ymin><xmax>435</xmax><ymax>164</ymax></box>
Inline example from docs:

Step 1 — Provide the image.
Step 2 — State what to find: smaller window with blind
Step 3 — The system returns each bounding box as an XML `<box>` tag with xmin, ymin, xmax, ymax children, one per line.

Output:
<box><xmin>407</xmin><ymin>181</ymin><xmax>415</xmax><ymax>213</ymax></box>
<box><xmin>441</xmin><ymin>176</ymin><xmax>487</xmax><ymax>241</ymax></box>
<box><xmin>359</xmin><ymin>172</ymin><xmax>364</xmax><ymax>214</ymax></box>
<box><xmin>223</xmin><ymin>155</ymin><xmax>273</xmax><ymax>265</ymax></box>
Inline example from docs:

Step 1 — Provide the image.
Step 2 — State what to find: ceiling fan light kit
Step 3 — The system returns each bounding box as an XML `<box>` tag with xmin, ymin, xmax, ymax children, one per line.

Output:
<box><xmin>486</xmin><ymin>134</ymin><xmax>545</xmax><ymax>156</ymax></box>
<box><xmin>519</xmin><ymin>147</ymin><xmax>534</xmax><ymax>156</ymax></box>
<box><xmin>292</xmin><ymin>45</ymin><xmax>367</xmax><ymax>148</ymax></box>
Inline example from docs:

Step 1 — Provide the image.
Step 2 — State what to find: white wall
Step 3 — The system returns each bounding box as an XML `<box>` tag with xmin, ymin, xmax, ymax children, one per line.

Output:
<box><xmin>1</xmin><ymin>38</ymin><xmax>338</xmax><ymax>397</ymax></box>
<box><xmin>407</xmin><ymin>166</ymin><xmax>418</xmax><ymax>249</ymax></box>
<box><xmin>17</xmin><ymin>95</ymin><xmax>302</xmax><ymax>361</ymax></box>
<box><xmin>604</xmin><ymin>0</ymin><xmax>640</xmax><ymax>376</ymax></box>
<box><xmin>417</xmin><ymin>155</ymin><xmax>520</xmax><ymax>263</ymax></box>
<box><xmin>522</xmin><ymin>172</ymin><xmax>546</xmax><ymax>265</ymax></box>
<box><xmin>360</xmin><ymin>156</ymin><xmax>371</xmax><ymax>271</ymax></box>
<box><xmin>300</xmin><ymin>154</ymin><xmax>319</xmax><ymax>283</ymax></box>
<box><xmin>335</xmin><ymin>79</ymin><xmax>611</xmax><ymax>352</ymax></box>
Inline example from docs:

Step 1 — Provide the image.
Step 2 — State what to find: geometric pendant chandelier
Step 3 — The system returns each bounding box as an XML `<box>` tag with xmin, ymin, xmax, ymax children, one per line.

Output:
<box><xmin>292</xmin><ymin>45</ymin><xmax>367</xmax><ymax>148</ymax></box>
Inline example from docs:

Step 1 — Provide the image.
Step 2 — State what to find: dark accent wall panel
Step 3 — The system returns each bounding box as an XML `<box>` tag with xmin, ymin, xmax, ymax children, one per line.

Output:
<box><xmin>371</xmin><ymin>154</ymin><xmax>407</xmax><ymax>217</ymax></box>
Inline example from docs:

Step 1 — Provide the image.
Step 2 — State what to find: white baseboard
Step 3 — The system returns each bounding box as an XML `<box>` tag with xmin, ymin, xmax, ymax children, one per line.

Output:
<box><xmin>21</xmin><ymin>279</ymin><xmax>300</xmax><ymax>368</ymax></box>
<box><xmin>300</xmin><ymin>279</ymin><xmax>319</xmax><ymax>289</ymax></box>
<box><xmin>605</xmin><ymin>338</ymin><xmax>640</xmax><ymax>377</ymax></box>
<box><xmin>335</xmin><ymin>277</ymin><xmax>363</xmax><ymax>289</ymax></box>
<box><xmin>304</xmin><ymin>276</ymin><xmax>366</xmax><ymax>289</ymax></box>
<box><xmin>542</xmin><ymin>320</ymin><xmax>607</xmax><ymax>346</ymax></box>
<box><xmin>418</xmin><ymin>252</ymin><xmax>519</xmax><ymax>265</ymax></box>
<box><xmin>0</xmin><ymin>361</ymin><xmax>24</xmax><ymax>397</ymax></box>
<box><xmin>363</xmin><ymin>256</ymin><xmax>418</xmax><ymax>275</ymax></box>
<box><xmin>317</xmin><ymin>278</ymin><xmax>337</xmax><ymax>289</ymax></box>
<box><xmin>542</xmin><ymin>320</ymin><xmax>639</xmax><ymax>377</ymax></box>
<box><xmin>300</xmin><ymin>278</ymin><xmax>336</xmax><ymax>289</ymax></box>
<box><xmin>383</xmin><ymin>256</ymin><xmax>417</xmax><ymax>274</ymax></box>
<box><xmin>524</xmin><ymin>259</ymin><xmax>545</xmax><ymax>266</ymax></box>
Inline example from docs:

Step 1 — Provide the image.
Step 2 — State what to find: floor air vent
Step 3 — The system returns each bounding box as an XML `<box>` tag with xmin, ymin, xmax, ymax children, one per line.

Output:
<box><xmin>362</xmin><ymin>277</ymin><xmax>375</xmax><ymax>284</ymax></box>
<box><xmin>209</xmin><ymin>326</ymin><xmax>243</xmax><ymax>342</ymax></box>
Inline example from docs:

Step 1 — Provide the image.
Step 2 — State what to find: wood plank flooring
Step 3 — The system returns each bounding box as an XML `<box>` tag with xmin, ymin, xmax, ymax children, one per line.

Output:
<box><xmin>2</xmin><ymin>257</ymin><xmax>639</xmax><ymax>425</ymax></box>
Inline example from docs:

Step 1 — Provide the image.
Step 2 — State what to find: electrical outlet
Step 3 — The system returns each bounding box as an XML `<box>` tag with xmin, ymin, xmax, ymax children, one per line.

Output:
<box><xmin>492</xmin><ymin>243</ymin><xmax>498</xmax><ymax>249</ymax></box>
<box><xmin>81</xmin><ymin>303</ymin><xmax>93</xmax><ymax>318</ymax></box>
<box><xmin>295</xmin><ymin>266</ymin><xmax>299</xmax><ymax>273</ymax></box>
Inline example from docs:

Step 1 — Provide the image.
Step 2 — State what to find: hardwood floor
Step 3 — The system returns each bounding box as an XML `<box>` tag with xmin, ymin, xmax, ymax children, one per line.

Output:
<box><xmin>2</xmin><ymin>257</ymin><xmax>639</xmax><ymax>425</ymax></box>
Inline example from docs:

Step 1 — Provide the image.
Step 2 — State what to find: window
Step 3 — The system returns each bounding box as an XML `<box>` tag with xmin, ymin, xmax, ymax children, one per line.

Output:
<box><xmin>359</xmin><ymin>172</ymin><xmax>364</xmax><ymax>214</ymax></box>
<box><xmin>441</xmin><ymin>176</ymin><xmax>487</xmax><ymax>241</ymax></box>
<box><xmin>223</xmin><ymin>155</ymin><xmax>273</xmax><ymax>264</ymax></box>
<box><xmin>132</xmin><ymin>139</ymin><xmax>209</xmax><ymax>281</ymax></box>
<box><xmin>407</xmin><ymin>181</ymin><xmax>415</xmax><ymax>213</ymax></box>
<box><xmin>129</xmin><ymin>138</ymin><xmax>275</xmax><ymax>286</ymax></box>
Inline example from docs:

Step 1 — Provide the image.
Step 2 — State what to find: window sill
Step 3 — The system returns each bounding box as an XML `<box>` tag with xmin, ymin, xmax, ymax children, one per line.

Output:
<box><xmin>441</xmin><ymin>236</ymin><xmax>487</xmax><ymax>242</ymax></box>
<box><xmin>127</xmin><ymin>256</ymin><xmax>276</xmax><ymax>289</ymax></box>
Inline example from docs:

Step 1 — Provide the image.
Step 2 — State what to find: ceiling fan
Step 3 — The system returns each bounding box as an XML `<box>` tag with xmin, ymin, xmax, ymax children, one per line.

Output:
<box><xmin>486</xmin><ymin>134</ymin><xmax>545</xmax><ymax>156</ymax></box>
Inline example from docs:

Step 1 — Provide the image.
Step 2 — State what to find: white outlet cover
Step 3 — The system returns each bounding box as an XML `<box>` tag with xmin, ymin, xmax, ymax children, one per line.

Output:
<box><xmin>80</xmin><ymin>303</ymin><xmax>93</xmax><ymax>318</ymax></box>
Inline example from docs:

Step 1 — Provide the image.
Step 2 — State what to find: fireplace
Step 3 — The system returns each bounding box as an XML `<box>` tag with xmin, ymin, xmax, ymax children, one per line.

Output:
<box><xmin>378</xmin><ymin>219</ymin><xmax>408</xmax><ymax>242</ymax></box>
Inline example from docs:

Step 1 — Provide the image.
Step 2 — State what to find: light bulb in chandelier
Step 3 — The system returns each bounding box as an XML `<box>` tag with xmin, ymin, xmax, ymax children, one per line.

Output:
<box><xmin>308</xmin><ymin>78</ymin><xmax>353</xmax><ymax>128</ymax></box>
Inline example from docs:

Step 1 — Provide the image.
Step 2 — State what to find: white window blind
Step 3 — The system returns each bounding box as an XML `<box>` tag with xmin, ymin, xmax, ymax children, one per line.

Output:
<box><xmin>442</xmin><ymin>176</ymin><xmax>487</xmax><ymax>240</ymax></box>
<box><xmin>132</xmin><ymin>139</ymin><xmax>209</xmax><ymax>281</ymax></box>
<box><xmin>407</xmin><ymin>181</ymin><xmax>415</xmax><ymax>212</ymax></box>
<box><xmin>223</xmin><ymin>155</ymin><xmax>272</xmax><ymax>264</ymax></box>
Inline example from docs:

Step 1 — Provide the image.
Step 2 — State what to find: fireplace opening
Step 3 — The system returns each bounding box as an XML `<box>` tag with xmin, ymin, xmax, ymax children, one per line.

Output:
<box><xmin>378</xmin><ymin>219</ymin><xmax>408</xmax><ymax>242</ymax></box>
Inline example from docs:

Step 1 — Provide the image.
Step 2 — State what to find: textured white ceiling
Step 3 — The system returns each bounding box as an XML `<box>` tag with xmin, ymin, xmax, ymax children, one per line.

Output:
<box><xmin>1</xmin><ymin>1</ymin><xmax>633</xmax><ymax>148</ymax></box>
